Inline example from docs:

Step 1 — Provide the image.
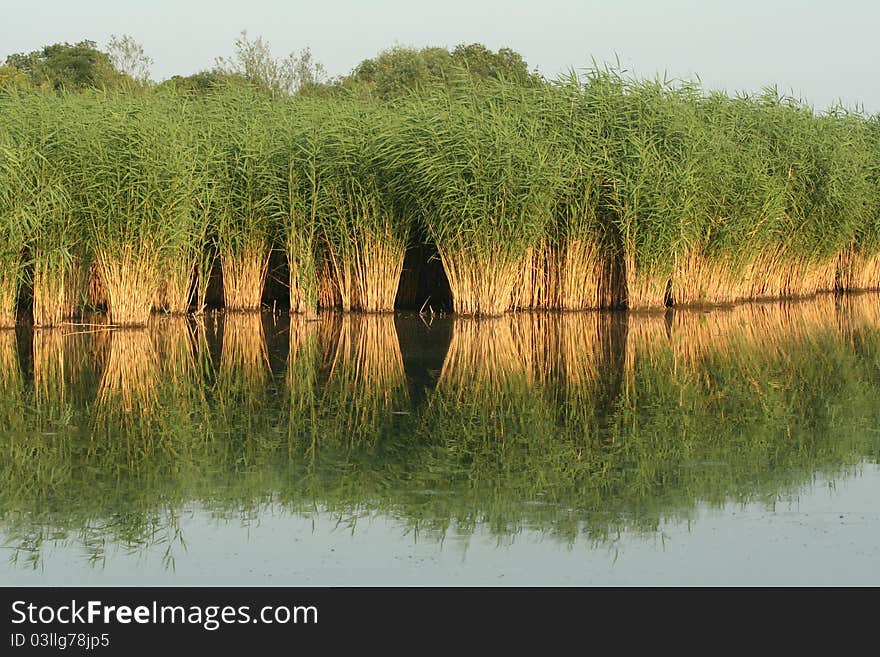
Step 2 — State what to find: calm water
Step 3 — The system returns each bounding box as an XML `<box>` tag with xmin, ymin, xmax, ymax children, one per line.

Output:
<box><xmin>3</xmin><ymin>295</ymin><xmax>880</xmax><ymax>585</ymax></box>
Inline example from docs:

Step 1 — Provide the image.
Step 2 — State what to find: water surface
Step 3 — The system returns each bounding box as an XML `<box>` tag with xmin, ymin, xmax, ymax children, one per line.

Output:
<box><xmin>3</xmin><ymin>295</ymin><xmax>880</xmax><ymax>585</ymax></box>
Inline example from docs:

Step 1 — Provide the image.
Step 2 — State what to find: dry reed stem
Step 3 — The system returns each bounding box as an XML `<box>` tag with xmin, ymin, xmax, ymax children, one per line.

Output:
<box><xmin>510</xmin><ymin>243</ymin><xmax>555</xmax><ymax>310</ymax></box>
<box><xmin>514</xmin><ymin>238</ymin><xmax>617</xmax><ymax>311</ymax></box>
<box><xmin>65</xmin><ymin>259</ymin><xmax>86</xmax><ymax>319</ymax></box>
<box><xmin>288</xmin><ymin>261</ymin><xmax>317</xmax><ymax>317</ymax></box>
<box><xmin>351</xmin><ymin>228</ymin><xmax>405</xmax><ymax>312</ymax></box>
<box><xmin>737</xmin><ymin>246</ymin><xmax>838</xmax><ymax>301</ymax></box>
<box><xmin>558</xmin><ymin>239</ymin><xmax>615</xmax><ymax>310</ymax></box>
<box><xmin>222</xmin><ymin>242</ymin><xmax>269</xmax><ymax>311</ymax></box>
<box><xmin>96</xmin><ymin>244</ymin><xmax>163</xmax><ymax>326</ymax></box>
<box><xmin>317</xmin><ymin>256</ymin><xmax>342</xmax><ymax>310</ymax></box>
<box><xmin>670</xmin><ymin>249</ymin><xmax>740</xmax><ymax>307</ymax></box>
<box><xmin>624</xmin><ymin>252</ymin><xmax>670</xmax><ymax>310</ymax></box>
<box><xmin>87</xmin><ymin>262</ymin><xmax>107</xmax><ymax>309</ymax></box>
<box><xmin>441</xmin><ymin>249</ymin><xmax>522</xmax><ymax>316</ymax></box>
<box><xmin>153</xmin><ymin>260</ymin><xmax>195</xmax><ymax>314</ymax></box>
<box><xmin>323</xmin><ymin>244</ymin><xmax>354</xmax><ymax>312</ymax></box>
<box><xmin>33</xmin><ymin>266</ymin><xmax>66</xmax><ymax>327</ymax></box>
<box><xmin>33</xmin><ymin>257</ymin><xmax>86</xmax><ymax>327</ymax></box>
<box><xmin>838</xmin><ymin>251</ymin><xmax>880</xmax><ymax>292</ymax></box>
<box><xmin>0</xmin><ymin>269</ymin><xmax>19</xmax><ymax>328</ymax></box>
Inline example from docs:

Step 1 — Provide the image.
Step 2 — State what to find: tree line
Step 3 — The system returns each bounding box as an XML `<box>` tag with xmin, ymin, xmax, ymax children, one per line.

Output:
<box><xmin>0</xmin><ymin>32</ymin><xmax>539</xmax><ymax>99</ymax></box>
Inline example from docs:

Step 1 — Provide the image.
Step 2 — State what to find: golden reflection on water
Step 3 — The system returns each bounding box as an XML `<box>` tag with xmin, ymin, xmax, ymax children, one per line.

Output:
<box><xmin>4</xmin><ymin>295</ymin><xmax>880</xmax><ymax>567</ymax></box>
<box><xmin>1</xmin><ymin>296</ymin><xmax>879</xmax><ymax>425</ymax></box>
<box><xmin>221</xmin><ymin>313</ymin><xmax>269</xmax><ymax>380</ymax></box>
<box><xmin>0</xmin><ymin>329</ymin><xmax>21</xmax><ymax>390</ymax></box>
<box><xmin>97</xmin><ymin>329</ymin><xmax>161</xmax><ymax>414</ymax></box>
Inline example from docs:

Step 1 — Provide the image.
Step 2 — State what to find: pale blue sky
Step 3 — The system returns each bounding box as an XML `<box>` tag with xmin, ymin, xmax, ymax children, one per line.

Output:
<box><xmin>3</xmin><ymin>0</ymin><xmax>877</xmax><ymax>111</ymax></box>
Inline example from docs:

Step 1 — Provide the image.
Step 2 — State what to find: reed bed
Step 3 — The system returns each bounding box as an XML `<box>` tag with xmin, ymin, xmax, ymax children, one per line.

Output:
<box><xmin>310</xmin><ymin>102</ymin><xmax>409</xmax><ymax>312</ymax></box>
<box><xmin>388</xmin><ymin>82</ymin><xmax>558</xmax><ymax>316</ymax></box>
<box><xmin>1</xmin><ymin>66</ymin><xmax>880</xmax><ymax>320</ymax></box>
<box><xmin>0</xmin><ymin>103</ymin><xmax>28</xmax><ymax>327</ymax></box>
<box><xmin>281</xmin><ymin>107</ymin><xmax>321</xmax><ymax>316</ymax></box>
<box><xmin>206</xmin><ymin>97</ymin><xmax>276</xmax><ymax>312</ymax></box>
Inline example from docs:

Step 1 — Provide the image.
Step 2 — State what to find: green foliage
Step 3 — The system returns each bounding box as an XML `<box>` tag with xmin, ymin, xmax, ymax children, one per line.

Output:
<box><xmin>340</xmin><ymin>43</ymin><xmax>540</xmax><ymax>100</ymax></box>
<box><xmin>157</xmin><ymin>70</ymin><xmax>253</xmax><ymax>95</ymax></box>
<box><xmin>0</xmin><ymin>64</ymin><xmax>31</xmax><ymax>90</ymax></box>
<box><xmin>5</xmin><ymin>40</ymin><xmax>130</xmax><ymax>91</ymax></box>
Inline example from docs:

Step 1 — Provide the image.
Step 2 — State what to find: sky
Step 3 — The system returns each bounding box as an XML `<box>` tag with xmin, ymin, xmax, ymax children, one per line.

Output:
<box><xmin>3</xmin><ymin>0</ymin><xmax>878</xmax><ymax>112</ymax></box>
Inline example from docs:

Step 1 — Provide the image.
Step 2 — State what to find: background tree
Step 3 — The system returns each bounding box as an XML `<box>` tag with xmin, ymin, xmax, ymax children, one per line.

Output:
<box><xmin>0</xmin><ymin>64</ymin><xmax>32</xmax><ymax>90</ymax></box>
<box><xmin>107</xmin><ymin>34</ymin><xmax>153</xmax><ymax>86</ymax></box>
<box><xmin>450</xmin><ymin>43</ymin><xmax>534</xmax><ymax>82</ymax></box>
<box><xmin>158</xmin><ymin>70</ymin><xmax>252</xmax><ymax>94</ymax></box>
<box><xmin>340</xmin><ymin>43</ymin><xmax>540</xmax><ymax>100</ymax></box>
<box><xmin>5</xmin><ymin>40</ymin><xmax>128</xmax><ymax>90</ymax></box>
<box><xmin>214</xmin><ymin>30</ymin><xmax>326</xmax><ymax>96</ymax></box>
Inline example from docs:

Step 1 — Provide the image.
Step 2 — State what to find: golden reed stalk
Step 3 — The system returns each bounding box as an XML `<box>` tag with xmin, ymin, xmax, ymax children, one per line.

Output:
<box><xmin>510</xmin><ymin>239</ymin><xmax>616</xmax><ymax>311</ymax></box>
<box><xmin>318</xmin><ymin>230</ymin><xmax>405</xmax><ymax>313</ymax></box>
<box><xmin>222</xmin><ymin>242</ymin><xmax>270</xmax><ymax>312</ymax></box>
<box><xmin>351</xmin><ymin>229</ymin><xmax>405</xmax><ymax>313</ymax></box>
<box><xmin>623</xmin><ymin>252</ymin><xmax>670</xmax><ymax>311</ymax></box>
<box><xmin>837</xmin><ymin>250</ymin><xmax>880</xmax><ymax>293</ymax></box>
<box><xmin>152</xmin><ymin>260</ymin><xmax>195</xmax><ymax>314</ymax></box>
<box><xmin>317</xmin><ymin>255</ymin><xmax>343</xmax><ymax>311</ymax></box>
<box><xmin>33</xmin><ymin>257</ymin><xmax>87</xmax><ymax>327</ymax></box>
<box><xmin>0</xmin><ymin>269</ymin><xmax>19</xmax><ymax>328</ymax></box>
<box><xmin>95</xmin><ymin>245</ymin><xmax>163</xmax><ymax>326</ymax></box>
<box><xmin>441</xmin><ymin>250</ymin><xmax>522</xmax><ymax>316</ymax></box>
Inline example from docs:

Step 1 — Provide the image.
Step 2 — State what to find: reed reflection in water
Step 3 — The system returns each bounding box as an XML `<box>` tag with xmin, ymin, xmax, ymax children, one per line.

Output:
<box><xmin>2</xmin><ymin>296</ymin><xmax>880</xmax><ymax>571</ymax></box>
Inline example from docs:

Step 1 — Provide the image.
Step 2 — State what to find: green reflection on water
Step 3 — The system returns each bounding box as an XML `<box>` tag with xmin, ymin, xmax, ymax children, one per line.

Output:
<box><xmin>3</xmin><ymin>295</ymin><xmax>880</xmax><ymax>568</ymax></box>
